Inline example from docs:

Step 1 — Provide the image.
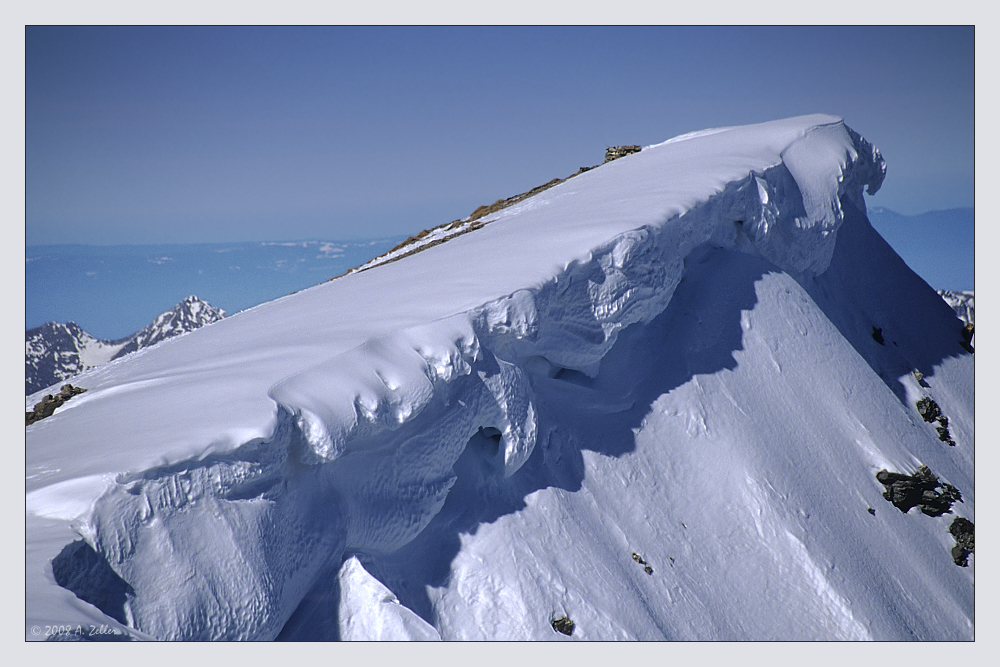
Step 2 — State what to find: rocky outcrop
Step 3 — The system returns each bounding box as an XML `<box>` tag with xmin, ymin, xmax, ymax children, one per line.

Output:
<box><xmin>468</xmin><ymin>177</ymin><xmax>568</xmax><ymax>222</ymax></box>
<box><xmin>26</xmin><ymin>384</ymin><xmax>87</xmax><ymax>425</ymax></box>
<box><xmin>876</xmin><ymin>465</ymin><xmax>962</xmax><ymax>517</ymax></box>
<box><xmin>551</xmin><ymin>615</ymin><xmax>575</xmax><ymax>636</ymax></box>
<box><xmin>631</xmin><ymin>551</ymin><xmax>653</xmax><ymax>575</ymax></box>
<box><xmin>915</xmin><ymin>397</ymin><xmax>956</xmax><ymax>446</ymax></box>
<box><xmin>604</xmin><ymin>145</ymin><xmax>641</xmax><ymax>162</ymax></box>
<box><xmin>334</xmin><ymin>146</ymin><xmax>643</xmax><ymax>282</ymax></box>
<box><xmin>949</xmin><ymin>517</ymin><xmax>974</xmax><ymax>567</ymax></box>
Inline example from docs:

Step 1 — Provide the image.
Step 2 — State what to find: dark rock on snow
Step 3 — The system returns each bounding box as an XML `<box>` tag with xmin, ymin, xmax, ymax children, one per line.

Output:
<box><xmin>915</xmin><ymin>397</ymin><xmax>941</xmax><ymax>423</ymax></box>
<box><xmin>949</xmin><ymin>517</ymin><xmax>974</xmax><ymax>567</ymax></box>
<box><xmin>551</xmin><ymin>615</ymin><xmax>575</xmax><ymax>636</ymax></box>
<box><xmin>876</xmin><ymin>465</ymin><xmax>962</xmax><ymax>517</ymax></box>
<box><xmin>26</xmin><ymin>384</ymin><xmax>87</xmax><ymax>425</ymax></box>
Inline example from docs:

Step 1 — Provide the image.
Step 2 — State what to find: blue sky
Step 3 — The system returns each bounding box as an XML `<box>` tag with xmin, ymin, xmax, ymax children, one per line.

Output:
<box><xmin>26</xmin><ymin>26</ymin><xmax>974</xmax><ymax>246</ymax></box>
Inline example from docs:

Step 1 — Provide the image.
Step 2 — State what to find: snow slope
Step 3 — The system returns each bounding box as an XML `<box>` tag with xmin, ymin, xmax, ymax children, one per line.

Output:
<box><xmin>24</xmin><ymin>114</ymin><xmax>973</xmax><ymax>641</ymax></box>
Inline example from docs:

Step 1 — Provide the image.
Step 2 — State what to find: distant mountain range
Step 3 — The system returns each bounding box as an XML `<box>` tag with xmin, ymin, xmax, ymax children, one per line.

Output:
<box><xmin>26</xmin><ymin>239</ymin><xmax>402</xmax><ymax>342</ymax></box>
<box><xmin>26</xmin><ymin>295</ymin><xmax>226</xmax><ymax>395</ymax></box>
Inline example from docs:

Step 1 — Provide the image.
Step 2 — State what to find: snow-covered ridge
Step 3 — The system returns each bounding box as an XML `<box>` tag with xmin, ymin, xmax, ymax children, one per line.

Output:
<box><xmin>272</xmin><ymin>118</ymin><xmax>886</xmax><ymax>475</ymax></box>
<box><xmin>337</xmin><ymin>172</ymin><xmax>579</xmax><ymax>277</ymax></box>
<box><xmin>29</xmin><ymin>115</ymin><xmax>942</xmax><ymax>641</ymax></box>
<box><xmin>338</xmin><ymin>218</ymin><xmax>486</xmax><ymax>276</ymax></box>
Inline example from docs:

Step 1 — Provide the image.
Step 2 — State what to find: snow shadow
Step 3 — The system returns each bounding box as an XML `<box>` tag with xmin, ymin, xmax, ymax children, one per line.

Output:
<box><xmin>274</xmin><ymin>564</ymin><xmax>342</xmax><ymax>640</ymax></box>
<box><xmin>51</xmin><ymin>540</ymin><xmax>134</xmax><ymax>626</ymax></box>
<box><xmin>801</xmin><ymin>200</ymin><xmax>972</xmax><ymax>403</ymax></box>
<box><xmin>347</xmin><ymin>245</ymin><xmax>772</xmax><ymax>629</ymax></box>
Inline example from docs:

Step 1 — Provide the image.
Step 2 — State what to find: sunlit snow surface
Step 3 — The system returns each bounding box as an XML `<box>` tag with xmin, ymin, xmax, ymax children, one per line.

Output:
<box><xmin>25</xmin><ymin>115</ymin><xmax>973</xmax><ymax>641</ymax></box>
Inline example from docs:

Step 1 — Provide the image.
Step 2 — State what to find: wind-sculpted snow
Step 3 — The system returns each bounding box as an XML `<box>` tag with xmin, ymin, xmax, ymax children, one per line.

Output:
<box><xmin>746</xmin><ymin>123</ymin><xmax>885</xmax><ymax>275</ymax></box>
<box><xmin>28</xmin><ymin>115</ymin><xmax>968</xmax><ymax>642</ymax></box>
<box><xmin>80</xmin><ymin>429</ymin><xmax>347</xmax><ymax>640</ymax></box>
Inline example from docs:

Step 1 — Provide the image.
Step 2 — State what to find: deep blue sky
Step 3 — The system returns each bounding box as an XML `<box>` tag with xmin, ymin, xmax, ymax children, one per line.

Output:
<box><xmin>26</xmin><ymin>26</ymin><xmax>974</xmax><ymax>246</ymax></box>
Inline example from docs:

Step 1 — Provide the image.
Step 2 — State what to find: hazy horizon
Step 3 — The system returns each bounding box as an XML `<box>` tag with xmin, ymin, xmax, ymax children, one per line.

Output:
<box><xmin>27</xmin><ymin>26</ymin><xmax>974</xmax><ymax>246</ymax></box>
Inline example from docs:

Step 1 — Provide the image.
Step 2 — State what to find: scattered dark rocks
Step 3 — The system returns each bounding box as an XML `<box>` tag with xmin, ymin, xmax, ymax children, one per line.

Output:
<box><xmin>867</xmin><ymin>506</ymin><xmax>876</xmax><ymax>516</ymax></box>
<box><xmin>916</xmin><ymin>397</ymin><xmax>941</xmax><ymax>422</ymax></box>
<box><xmin>551</xmin><ymin>615</ymin><xmax>575</xmax><ymax>636</ymax></box>
<box><xmin>949</xmin><ymin>517</ymin><xmax>974</xmax><ymax>567</ymax></box>
<box><xmin>631</xmin><ymin>551</ymin><xmax>654</xmax><ymax>574</ymax></box>
<box><xmin>876</xmin><ymin>465</ymin><xmax>962</xmax><ymax>517</ymax></box>
<box><xmin>877</xmin><ymin>469</ymin><xmax>971</xmax><ymax>566</ymax></box>
<box><xmin>915</xmin><ymin>398</ymin><xmax>955</xmax><ymax>445</ymax></box>
<box><xmin>935</xmin><ymin>425</ymin><xmax>955</xmax><ymax>446</ymax></box>
<box><xmin>871</xmin><ymin>326</ymin><xmax>885</xmax><ymax>345</ymax></box>
<box><xmin>26</xmin><ymin>384</ymin><xmax>87</xmax><ymax>425</ymax></box>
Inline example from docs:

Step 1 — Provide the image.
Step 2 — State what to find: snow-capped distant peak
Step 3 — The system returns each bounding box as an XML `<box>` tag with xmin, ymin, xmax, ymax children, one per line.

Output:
<box><xmin>25</xmin><ymin>296</ymin><xmax>227</xmax><ymax>395</ymax></box>
<box><xmin>25</xmin><ymin>322</ymin><xmax>124</xmax><ymax>396</ymax></box>
<box><xmin>115</xmin><ymin>296</ymin><xmax>226</xmax><ymax>359</ymax></box>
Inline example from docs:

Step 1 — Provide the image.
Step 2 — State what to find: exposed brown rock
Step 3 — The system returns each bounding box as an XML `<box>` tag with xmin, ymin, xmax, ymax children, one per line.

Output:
<box><xmin>27</xmin><ymin>384</ymin><xmax>87</xmax><ymax>426</ymax></box>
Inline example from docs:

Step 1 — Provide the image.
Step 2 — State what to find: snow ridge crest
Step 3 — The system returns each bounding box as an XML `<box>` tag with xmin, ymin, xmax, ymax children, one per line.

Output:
<box><xmin>269</xmin><ymin>117</ymin><xmax>886</xmax><ymax>473</ymax></box>
<box><xmin>80</xmin><ymin>117</ymin><xmax>889</xmax><ymax>640</ymax></box>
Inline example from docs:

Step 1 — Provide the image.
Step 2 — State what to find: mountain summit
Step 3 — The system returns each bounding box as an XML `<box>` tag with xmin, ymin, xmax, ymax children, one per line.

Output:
<box><xmin>112</xmin><ymin>295</ymin><xmax>227</xmax><ymax>358</ymax></box>
<box><xmin>25</xmin><ymin>295</ymin><xmax>226</xmax><ymax>394</ymax></box>
<box><xmin>25</xmin><ymin>115</ymin><xmax>973</xmax><ymax>641</ymax></box>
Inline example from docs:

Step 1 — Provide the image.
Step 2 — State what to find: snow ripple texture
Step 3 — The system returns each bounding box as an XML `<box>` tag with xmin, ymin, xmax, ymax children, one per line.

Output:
<box><xmin>78</xmin><ymin>118</ymin><xmax>887</xmax><ymax>640</ymax></box>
